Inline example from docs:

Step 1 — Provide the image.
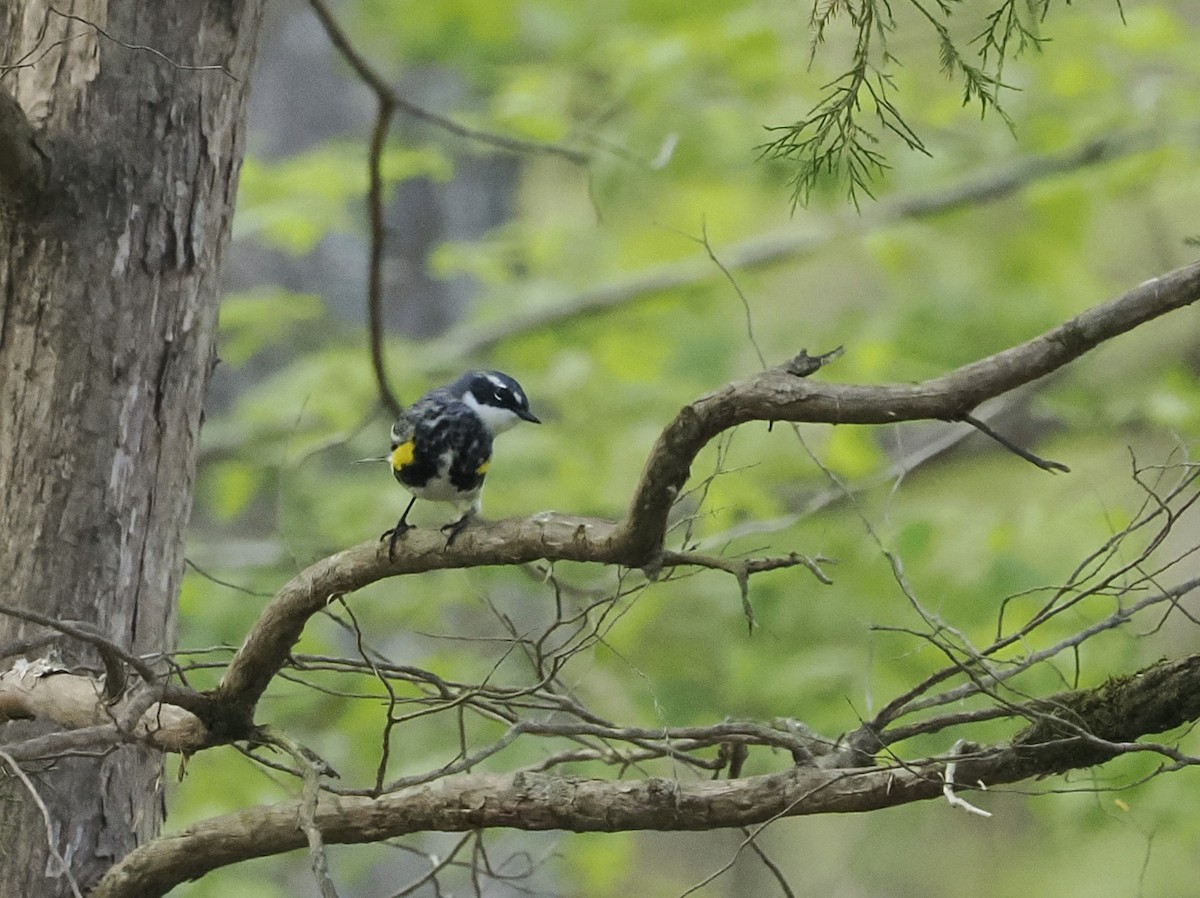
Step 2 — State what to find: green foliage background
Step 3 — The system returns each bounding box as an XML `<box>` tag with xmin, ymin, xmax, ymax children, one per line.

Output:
<box><xmin>178</xmin><ymin>1</ymin><xmax>1200</xmax><ymax>895</ymax></box>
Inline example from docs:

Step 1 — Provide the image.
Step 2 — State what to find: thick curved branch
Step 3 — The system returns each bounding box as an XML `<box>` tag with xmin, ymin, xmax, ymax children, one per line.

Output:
<box><xmin>96</xmin><ymin>653</ymin><xmax>1200</xmax><ymax>898</ymax></box>
<box><xmin>215</xmin><ymin>259</ymin><xmax>1200</xmax><ymax>718</ymax></box>
<box><xmin>616</xmin><ymin>259</ymin><xmax>1200</xmax><ymax>552</ymax></box>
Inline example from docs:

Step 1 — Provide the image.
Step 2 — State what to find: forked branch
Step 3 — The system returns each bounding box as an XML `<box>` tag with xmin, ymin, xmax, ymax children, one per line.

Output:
<box><xmin>214</xmin><ymin>259</ymin><xmax>1200</xmax><ymax>718</ymax></box>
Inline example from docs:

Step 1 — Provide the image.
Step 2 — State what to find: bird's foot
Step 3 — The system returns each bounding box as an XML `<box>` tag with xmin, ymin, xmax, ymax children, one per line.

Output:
<box><xmin>440</xmin><ymin>514</ymin><xmax>472</xmax><ymax>547</ymax></box>
<box><xmin>380</xmin><ymin>520</ymin><xmax>415</xmax><ymax>560</ymax></box>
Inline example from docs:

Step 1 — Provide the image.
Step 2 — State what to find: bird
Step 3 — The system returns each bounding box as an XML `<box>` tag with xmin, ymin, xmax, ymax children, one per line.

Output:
<box><xmin>381</xmin><ymin>370</ymin><xmax>540</xmax><ymax>558</ymax></box>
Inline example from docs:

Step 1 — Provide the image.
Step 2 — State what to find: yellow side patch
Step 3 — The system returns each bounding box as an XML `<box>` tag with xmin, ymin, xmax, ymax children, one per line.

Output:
<box><xmin>476</xmin><ymin>460</ymin><xmax>489</xmax><ymax>475</ymax></box>
<box><xmin>391</xmin><ymin>441</ymin><xmax>415</xmax><ymax>471</ymax></box>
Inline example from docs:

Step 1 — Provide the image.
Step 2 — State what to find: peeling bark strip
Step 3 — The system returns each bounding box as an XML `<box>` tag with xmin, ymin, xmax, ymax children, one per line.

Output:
<box><xmin>93</xmin><ymin>653</ymin><xmax>1200</xmax><ymax>898</ymax></box>
<box><xmin>0</xmin><ymin>663</ymin><xmax>207</xmax><ymax>752</ymax></box>
<box><xmin>215</xmin><ymin>259</ymin><xmax>1200</xmax><ymax>719</ymax></box>
<box><xmin>0</xmin><ymin>2</ymin><xmax>265</xmax><ymax>895</ymax></box>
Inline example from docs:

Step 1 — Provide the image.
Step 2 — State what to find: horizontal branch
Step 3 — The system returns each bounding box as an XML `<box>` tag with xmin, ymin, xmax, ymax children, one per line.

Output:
<box><xmin>214</xmin><ymin>259</ymin><xmax>1200</xmax><ymax>720</ymax></box>
<box><xmin>213</xmin><ymin>514</ymin><xmax>626</xmax><ymax>719</ymax></box>
<box><xmin>95</xmin><ymin>653</ymin><xmax>1200</xmax><ymax>898</ymax></box>
<box><xmin>0</xmin><ymin>87</ymin><xmax>49</xmax><ymax>212</ymax></box>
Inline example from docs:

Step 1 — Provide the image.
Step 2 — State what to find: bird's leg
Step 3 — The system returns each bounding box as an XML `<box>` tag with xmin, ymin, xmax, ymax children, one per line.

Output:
<box><xmin>440</xmin><ymin>510</ymin><xmax>475</xmax><ymax>546</ymax></box>
<box><xmin>380</xmin><ymin>496</ymin><xmax>418</xmax><ymax>560</ymax></box>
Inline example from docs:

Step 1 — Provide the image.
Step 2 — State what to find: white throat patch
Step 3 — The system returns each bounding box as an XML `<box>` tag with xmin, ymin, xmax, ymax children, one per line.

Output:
<box><xmin>463</xmin><ymin>392</ymin><xmax>522</xmax><ymax>434</ymax></box>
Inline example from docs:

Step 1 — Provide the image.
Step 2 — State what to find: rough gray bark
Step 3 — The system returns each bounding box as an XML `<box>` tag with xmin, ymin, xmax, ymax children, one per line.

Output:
<box><xmin>0</xmin><ymin>88</ymin><xmax>49</xmax><ymax>211</ymax></box>
<box><xmin>0</xmin><ymin>3</ymin><xmax>264</xmax><ymax>895</ymax></box>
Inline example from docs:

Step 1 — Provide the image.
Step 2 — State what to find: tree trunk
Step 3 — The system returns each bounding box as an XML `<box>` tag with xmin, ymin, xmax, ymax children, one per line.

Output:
<box><xmin>0</xmin><ymin>3</ymin><xmax>263</xmax><ymax>894</ymax></box>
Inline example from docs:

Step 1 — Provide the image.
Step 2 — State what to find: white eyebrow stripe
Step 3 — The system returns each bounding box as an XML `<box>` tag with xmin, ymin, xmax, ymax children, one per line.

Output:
<box><xmin>486</xmin><ymin>374</ymin><xmax>506</xmax><ymax>390</ymax></box>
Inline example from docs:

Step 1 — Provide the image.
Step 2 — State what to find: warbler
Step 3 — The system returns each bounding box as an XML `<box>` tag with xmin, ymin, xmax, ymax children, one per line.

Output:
<box><xmin>382</xmin><ymin>370</ymin><xmax>540</xmax><ymax>557</ymax></box>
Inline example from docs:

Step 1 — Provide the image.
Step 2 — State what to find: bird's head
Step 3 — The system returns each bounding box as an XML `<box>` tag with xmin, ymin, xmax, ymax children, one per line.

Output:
<box><xmin>452</xmin><ymin>370</ymin><xmax>541</xmax><ymax>434</ymax></box>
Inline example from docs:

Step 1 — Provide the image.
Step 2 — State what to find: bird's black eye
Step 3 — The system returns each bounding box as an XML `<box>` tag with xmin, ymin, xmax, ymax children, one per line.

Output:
<box><xmin>493</xmin><ymin>390</ymin><xmax>507</xmax><ymax>404</ymax></box>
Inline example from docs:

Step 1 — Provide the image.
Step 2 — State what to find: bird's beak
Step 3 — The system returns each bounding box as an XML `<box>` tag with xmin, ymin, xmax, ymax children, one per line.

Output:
<box><xmin>518</xmin><ymin>408</ymin><xmax>541</xmax><ymax>424</ymax></box>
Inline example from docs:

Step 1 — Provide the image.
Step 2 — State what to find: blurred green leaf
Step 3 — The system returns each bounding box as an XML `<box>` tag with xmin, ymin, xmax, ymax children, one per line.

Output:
<box><xmin>236</xmin><ymin>145</ymin><xmax>450</xmax><ymax>253</ymax></box>
<box><xmin>219</xmin><ymin>288</ymin><xmax>324</xmax><ymax>367</ymax></box>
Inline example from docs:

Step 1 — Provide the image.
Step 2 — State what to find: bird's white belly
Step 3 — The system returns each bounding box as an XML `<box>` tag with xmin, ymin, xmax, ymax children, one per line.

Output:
<box><xmin>407</xmin><ymin>476</ymin><xmax>477</xmax><ymax>504</ymax></box>
<box><xmin>404</xmin><ymin>451</ymin><xmax>480</xmax><ymax>510</ymax></box>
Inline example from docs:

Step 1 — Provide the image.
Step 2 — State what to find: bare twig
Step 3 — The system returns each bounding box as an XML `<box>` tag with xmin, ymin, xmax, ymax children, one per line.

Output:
<box><xmin>389</xmin><ymin>832</ymin><xmax>473</xmax><ymax>898</ymax></box>
<box><xmin>740</xmin><ymin>828</ymin><xmax>797</xmax><ymax>898</ymax></box>
<box><xmin>306</xmin><ymin>0</ymin><xmax>588</xmax><ymax>163</ymax></box>
<box><xmin>45</xmin><ymin>8</ymin><xmax>235</xmax><ymax>79</ymax></box>
<box><xmin>942</xmin><ymin>739</ymin><xmax>992</xmax><ymax>817</ymax></box>
<box><xmin>658</xmin><ymin>549</ymin><xmax>832</xmax><ymax>631</ymax></box>
<box><xmin>0</xmin><ymin>750</ymin><xmax>85</xmax><ymax>898</ymax></box>
<box><xmin>881</xmin><ymin>575</ymin><xmax>1200</xmax><ymax>733</ymax></box>
<box><xmin>257</xmin><ymin>729</ymin><xmax>341</xmax><ymax>898</ymax></box>
<box><xmin>0</xmin><ymin>605</ymin><xmax>158</xmax><ymax>685</ymax></box>
<box><xmin>0</xmin><ymin>723</ymin><xmax>128</xmax><ymax>761</ymax></box>
<box><xmin>694</xmin><ymin>221</ymin><xmax>768</xmax><ymax>369</ymax></box>
<box><xmin>366</xmin><ymin>94</ymin><xmax>403</xmax><ymax>417</ymax></box>
<box><xmin>0</xmin><ymin>634</ymin><xmax>57</xmax><ymax>661</ymax></box>
<box><xmin>960</xmin><ymin>412</ymin><xmax>1069</xmax><ymax>473</ymax></box>
<box><xmin>305</xmin><ymin>0</ymin><xmax>589</xmax><ymax>414</ymax></box>
<box><xmin>867</xmin><ymin>465</ymin><xmax>1200</xmax><ymax>737</ymax></box>
<box><xmin>184</xmin><ymin>559</ymin><xmax>274</xmax><ymax>598</ymax></box>
<box><xmin>677</xmin><ymin>822</ymin><xmax>774</xmax><ymax>898</ymax></box>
